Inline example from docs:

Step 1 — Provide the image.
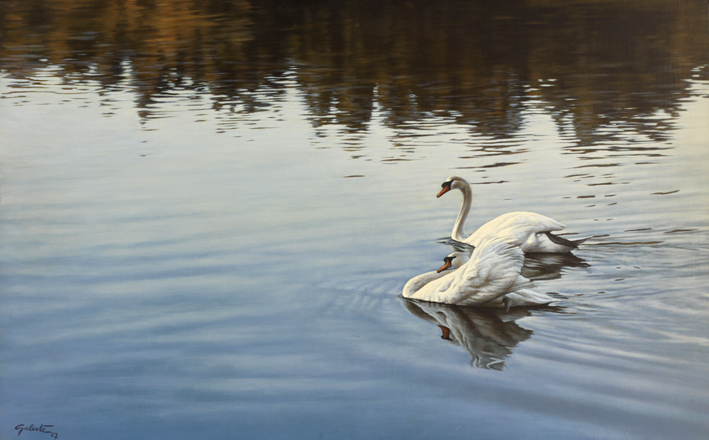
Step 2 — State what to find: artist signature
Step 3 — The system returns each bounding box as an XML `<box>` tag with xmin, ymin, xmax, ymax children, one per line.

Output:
<box><xmin>14</xmin><ymin>424</ymin><xmax>58</xmax><ymax>439</ymax></box>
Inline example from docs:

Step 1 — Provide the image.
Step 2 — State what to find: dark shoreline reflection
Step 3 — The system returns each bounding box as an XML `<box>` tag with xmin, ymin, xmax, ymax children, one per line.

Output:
<box><xmin>403</xmin><ymin>298</ymin><xmax>560</xmax><ymax>370</ymax></box>
<box><xmin>1</xmin><ymin>0</ymin><xmax>707</xmax><ymax>148</ymax></box>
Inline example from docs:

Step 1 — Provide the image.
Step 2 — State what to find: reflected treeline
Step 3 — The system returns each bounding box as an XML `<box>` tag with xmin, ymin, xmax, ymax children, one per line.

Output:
<box><xmin>1</xmin><ymin>0</ymin><xmax>707</xmax><ymax>144</ymax></box>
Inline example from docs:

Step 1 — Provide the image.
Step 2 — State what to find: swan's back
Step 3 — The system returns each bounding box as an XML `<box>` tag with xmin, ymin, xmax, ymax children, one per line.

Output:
<box><xmin>465</xmin><ymin>212</ymin><xmax>565</xmax><ymax>248</ymax></box>
<box><xmin>409</xmin><ymin>237</ymin><xmax>531</xmax><ymax>306</ymax></box>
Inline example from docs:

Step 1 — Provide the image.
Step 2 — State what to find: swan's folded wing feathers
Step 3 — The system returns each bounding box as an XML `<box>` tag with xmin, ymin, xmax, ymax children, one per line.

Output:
<box><xmin>451</xmin><ymin>238</ymin><xmax>527</xmax><ymax>305</ymax></box>
<box><xmin>521</xmin><ymin>212</ymin><xmax>565</xmax><ymax>232</ymax></box>
<box><xmin>510</xmin><ymin>274</ymin><xmax>534</xmax><ymax>292</ymax></box>
<box><xmin>467</xmin><ymin>212</ymin><xmax>565</xmax><ymax>248</ymax></box>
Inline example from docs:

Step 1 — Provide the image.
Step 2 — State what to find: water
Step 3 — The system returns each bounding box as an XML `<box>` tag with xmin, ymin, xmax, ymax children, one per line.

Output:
<box><xmin>1</xmin><ymin>1</ymin><xmax>708</xmax><ymax>439</ymax></box>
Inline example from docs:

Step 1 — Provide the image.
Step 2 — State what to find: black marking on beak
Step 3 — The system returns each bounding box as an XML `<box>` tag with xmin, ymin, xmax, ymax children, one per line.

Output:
<box><xmin>437</xmin><ymin>181</ymin><xmax>452</xmax><ymax>198</ymax></box>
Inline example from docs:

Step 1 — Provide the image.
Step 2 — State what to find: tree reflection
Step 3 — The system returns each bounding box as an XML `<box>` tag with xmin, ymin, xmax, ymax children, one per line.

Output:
<box><xmin>1</xmin><ymin>0</ymin><xmax>707</xmax><ymax>146</ymax></box>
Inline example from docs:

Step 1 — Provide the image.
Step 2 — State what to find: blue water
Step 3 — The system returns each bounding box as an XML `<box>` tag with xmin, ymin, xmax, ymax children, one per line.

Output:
<box><xmin>1</xmin><ymin>1</ymin><xmax>709</xmax><ymax>439</ymax></box>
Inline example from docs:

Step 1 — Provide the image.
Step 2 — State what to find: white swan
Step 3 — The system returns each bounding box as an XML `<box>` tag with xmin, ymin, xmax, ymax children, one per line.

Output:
<box><xmin>403</xmin><ymin>237</ymin><xmax>556</xmax><ymax>308</ymax></box>
<box><xmin>437</xmin><ymin>176</ymin><xmax>588</xmax><ymax>253</ymax></box>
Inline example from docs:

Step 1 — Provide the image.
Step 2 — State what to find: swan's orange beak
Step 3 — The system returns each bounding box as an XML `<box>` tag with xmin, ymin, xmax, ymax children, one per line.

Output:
<box><xmin>437</xmin><ymin>184</ymin><xmax>451</xmax><ymax>198</ymax></box>
<box><xmin>439</xmin><ymin>325</ymin><xmax>451</xmax><ymax>340</ymax></box>
<box><xmin>437</xmin><ymin>259</ymin><xmax>452</xmax><ymax>273</ymax></box>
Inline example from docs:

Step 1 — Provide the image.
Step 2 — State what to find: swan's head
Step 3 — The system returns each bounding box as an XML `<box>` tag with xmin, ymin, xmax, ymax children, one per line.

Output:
<box><xmin>437</xmin><ymin>251</ymin><xmax>470</xmax><ymax>273</ymax></box>
<box><xmin>437</xmin><ymin>176</ymin><xmax>469</xmax><ymax>198</ymax></box>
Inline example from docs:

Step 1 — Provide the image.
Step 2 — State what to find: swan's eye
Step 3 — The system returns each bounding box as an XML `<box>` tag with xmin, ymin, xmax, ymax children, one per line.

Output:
<box><xmin>441</xmin><ymin>181</ymin><xmax>451</xmax><ymax>189</ymax></box>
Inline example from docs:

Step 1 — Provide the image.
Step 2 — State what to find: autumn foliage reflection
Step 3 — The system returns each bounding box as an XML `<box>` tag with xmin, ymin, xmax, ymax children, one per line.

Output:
<box><xmin>1</xmin><ymin>0</ymin><xmax>707</xmax><ymax>144</ymax></box>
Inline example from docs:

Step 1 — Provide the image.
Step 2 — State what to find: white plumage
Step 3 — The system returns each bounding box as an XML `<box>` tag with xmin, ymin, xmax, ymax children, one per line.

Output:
<box><xmin>438</xmin><ymin>176</ymin><xmax>587</xmax><ymax>253</ymax></box>
<box><xmin>403</xmin><ymin>237</ymin><xmax>555</xmax><ymax>307</ymax></box>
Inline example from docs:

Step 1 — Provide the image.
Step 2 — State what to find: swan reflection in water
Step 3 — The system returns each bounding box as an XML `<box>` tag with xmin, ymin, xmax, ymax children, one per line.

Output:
<box><xmin>521</xmin><ymin>252</ymin><xmax>589</xmax><ymax>281</ymax></box>
<box><xmin>402</xmin><ymin>298</ymin><xmax>559</xmax><ymax>370</ymax></box>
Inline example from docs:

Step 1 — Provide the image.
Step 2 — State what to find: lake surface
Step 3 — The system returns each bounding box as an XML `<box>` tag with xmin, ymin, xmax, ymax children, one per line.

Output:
<box><xmin>1</xmin><ymin>1</ymin><xmax>708</xmax><ymax>439</ymax></box>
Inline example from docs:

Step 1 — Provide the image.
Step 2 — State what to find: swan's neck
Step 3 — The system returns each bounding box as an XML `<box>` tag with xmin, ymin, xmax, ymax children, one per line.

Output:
<box><xmin>451</xmin><ymin>185</ymin><xmax>472</xmax><ymax>241</ymax></box>
<box><xmin>403</xmin><ymin>270</ymin><xmax>447</xmax><ymax>297</ymax></box>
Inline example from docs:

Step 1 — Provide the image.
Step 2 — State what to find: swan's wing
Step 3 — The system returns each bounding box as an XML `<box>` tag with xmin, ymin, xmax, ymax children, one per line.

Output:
<box><xmin>466</xmin><ymin>212</ymin><xmax>565</xmax><ymax>247</ymax></box>
<box><xmin>482</xmin><ymin>288</ymin><xmax>556</xmax><ymax>308</ymax></box>
<box><xmin>513</xmin><ymin>212</ymin><xmax>566</xmax><ymax>231</ymax></box>
<box><xmin>509</xmin><ymin>289</ymin><xmax>556</xmax><ymax>306</ymax></box>
<box><xmin>450</xmin><ymin>238</ymin><xmax>531</xmax><ymax>305</ymax></box>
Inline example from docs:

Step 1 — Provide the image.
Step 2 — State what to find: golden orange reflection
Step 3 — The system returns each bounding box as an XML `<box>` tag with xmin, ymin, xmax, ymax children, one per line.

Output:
<box><xmin>1</xmin><ymin>0</ymin><xmax>707</xmax><ymax>145</ymax></box>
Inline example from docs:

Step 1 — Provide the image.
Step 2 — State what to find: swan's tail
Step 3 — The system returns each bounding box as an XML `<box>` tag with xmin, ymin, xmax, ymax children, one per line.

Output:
<box><xmin>544</xmin><ymin>232</ymin><xmax>590</xmax><ymax>249</ymax></box>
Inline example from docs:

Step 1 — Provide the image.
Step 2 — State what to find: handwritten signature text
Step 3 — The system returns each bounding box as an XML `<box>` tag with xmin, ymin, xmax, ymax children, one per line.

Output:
<box><xmin>15</xmin><ymin>424</ymin><xmax>58</xmax><ymax>439</ymax></box>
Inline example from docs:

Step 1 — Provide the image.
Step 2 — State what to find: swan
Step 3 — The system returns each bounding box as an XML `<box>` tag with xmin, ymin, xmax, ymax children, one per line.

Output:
<box><xmin>403</xmin><ymin>237</ymin><xmax>556</xmax><ymax>309</ymax></box>
<box><xmin>437</xmin><ymin>176</ymin><xmax>588</xmax><ymax>253</ymax></box>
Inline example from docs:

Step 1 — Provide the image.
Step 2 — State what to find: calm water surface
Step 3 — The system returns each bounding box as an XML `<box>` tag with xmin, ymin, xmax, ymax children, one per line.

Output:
<box><xmin>1</xmin><ymin>1</ymin><xmax>709</xmax><ymax>439</ymax></box>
